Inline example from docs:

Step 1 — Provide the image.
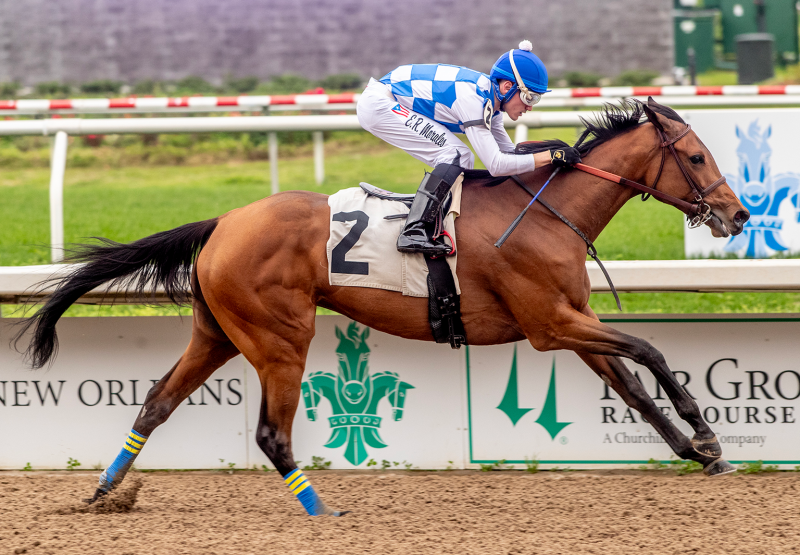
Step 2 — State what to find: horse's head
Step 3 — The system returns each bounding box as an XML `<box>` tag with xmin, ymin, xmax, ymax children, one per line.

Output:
<box><xmin>642</xmin><ymin>97</ymin><xmax>750</xmax><ymax>238</ymax></box>
<box><xmin>387</xmin><ymin>381</ymin><xmax>414</xmax><ymax>421</ymax></box>
<box><xmin>334</xmin><ymin>322</ymin><xmax>371</xmax><ymax>384</ymax></box>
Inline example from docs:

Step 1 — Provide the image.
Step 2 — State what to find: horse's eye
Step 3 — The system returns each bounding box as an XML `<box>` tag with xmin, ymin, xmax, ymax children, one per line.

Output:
<box><xmin>690</xmin><ymin>154</ymin><xmax>704</xmax><ymax>165</ymax></box>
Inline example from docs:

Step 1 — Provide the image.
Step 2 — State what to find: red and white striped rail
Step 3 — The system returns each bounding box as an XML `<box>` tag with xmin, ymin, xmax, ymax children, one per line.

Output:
<box><xmin>3</xmin><ymin>85</ymin><xmax>800</xmax><ymax>115</ymax></box>
<box><xmin>0</xmin><ymin>94</ymin><xmax>362</xmax><ymax>114</ymax></box>
<box><xmin>548</xmin><ymin>85</ymin><xmax>800</xmax><ymax>97</ymax></box>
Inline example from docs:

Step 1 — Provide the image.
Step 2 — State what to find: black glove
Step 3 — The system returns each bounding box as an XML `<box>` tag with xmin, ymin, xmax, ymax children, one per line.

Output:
<box><xmin>550</xmin><ymin>147</ymin><xmax>582</xmax><ymax>167</ymax></box>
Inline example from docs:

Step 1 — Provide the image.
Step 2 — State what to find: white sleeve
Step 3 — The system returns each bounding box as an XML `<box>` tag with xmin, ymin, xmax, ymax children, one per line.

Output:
<box><xmin>451</xmin><ymin>88</ymin><xmax>538</xmax><ymax>176</ymax></box>
<box><xmin>490</xmin><ymin>115</ymin><xmax>516</xmax><ymax>153</ymax></box>
<box><xmin>465</xmin><ymin>125</ymin><xmax>537</xmax><ymax>176</ymax></box>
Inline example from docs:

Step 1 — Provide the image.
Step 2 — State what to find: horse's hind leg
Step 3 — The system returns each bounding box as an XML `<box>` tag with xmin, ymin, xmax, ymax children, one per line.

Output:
<box><xmin>87</xmin><ymin>299</ymin><xmax>240</xmax><ymax>502</ymax></box>
<box><xmin>213</xmin><ymin>305</ymin><xmax>345</xmax><ymax>516</ymax></box>
<box><xmin>251</xmin><ymin>333</ymin><xmax>345</xmax><ymax>515</ymax></box>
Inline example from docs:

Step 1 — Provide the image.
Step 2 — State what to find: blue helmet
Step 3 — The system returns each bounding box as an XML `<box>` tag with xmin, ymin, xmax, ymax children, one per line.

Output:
<box><xmin>490</xmin><ymin>40</ymin><xmax>550</xmax><ymax>107</ymax></box>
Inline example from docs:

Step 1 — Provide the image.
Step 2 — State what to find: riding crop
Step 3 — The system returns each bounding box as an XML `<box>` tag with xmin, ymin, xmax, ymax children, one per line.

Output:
<box><xmin>494</xmin><ymin>166</ymin><xmax>561</xmax><ymax>248</ymax></box>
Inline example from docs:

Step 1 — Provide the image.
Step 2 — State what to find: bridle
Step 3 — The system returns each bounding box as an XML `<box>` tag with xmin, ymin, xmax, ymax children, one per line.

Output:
<box><xmin>499</xmin><ymin>115</ymin><xmax>730</xmax><ymax>310</ymax></box>
<box><xmin>574</xmin><ymin>123</ymin><xmax>727</xmax><ymax>228</ymax></box>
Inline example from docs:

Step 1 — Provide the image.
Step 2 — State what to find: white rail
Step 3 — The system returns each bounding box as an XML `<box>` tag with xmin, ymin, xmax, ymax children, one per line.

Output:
<box><xmin>0</xmin><ymin>112</ymin><xmax>589</xmax><ymax>136</ymax></box>
<box><xmin>3</xmin><ymin>259</ymin><xmax>800</xmax><ymax>304</ymax></box>
<box><xmin>0</xmin><ymin>111</ymin><xmax>592</xmax><ymax>260</ymax></box>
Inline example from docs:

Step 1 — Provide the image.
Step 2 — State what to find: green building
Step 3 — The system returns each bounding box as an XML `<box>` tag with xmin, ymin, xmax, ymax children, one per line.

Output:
<box><xmin>674</xmin><ymin>9</ymin><xmax>717</xmax><ymax>72</ymax></box>
<box><xmin>719</xmin><ymin>0</ymin><xmax>799</xmax><ymax>62</ymax></box>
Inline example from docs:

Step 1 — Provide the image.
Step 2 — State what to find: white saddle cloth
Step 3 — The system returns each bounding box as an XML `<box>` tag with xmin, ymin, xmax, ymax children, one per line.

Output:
<box><xmin>326</xmin><ymin>178</ymin><xmax>462</xmax><ymax>297</ymax></box>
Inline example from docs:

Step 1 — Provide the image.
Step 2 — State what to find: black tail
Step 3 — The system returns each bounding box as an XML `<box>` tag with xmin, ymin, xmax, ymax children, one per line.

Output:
<box><xmin>14</xmin><ymin>218</ymin><xmax>219</xmax><ymax>369</ymax></box>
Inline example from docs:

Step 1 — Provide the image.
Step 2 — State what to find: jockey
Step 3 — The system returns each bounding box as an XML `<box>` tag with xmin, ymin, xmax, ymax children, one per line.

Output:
<box><xmin>357</xmin><ymin>40</ymin><xmax>582</xmax><ymax>256</ymax></box>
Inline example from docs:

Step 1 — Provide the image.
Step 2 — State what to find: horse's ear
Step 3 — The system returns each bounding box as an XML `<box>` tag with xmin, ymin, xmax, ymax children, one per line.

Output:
<box><xmin>766</xmin><ymin>125</ymin><xmax>772</xmax><ymax>139</ymax></box>
<box><xmin>361</xmin><ymin>327</ymin><xmax>370</xmax><ymax>342</ymax></box>
<box><xmin>735</xmin><ymin>125</ymin><xmax>741</xmax><ymax>138</ymax></box>
<box><xmin>643</xmin><ymin>97</ymin><xmax>665</xmax><ymax>132</ymax></box>
<box><xmin>335</xmin><ymin>326</ymin><xmax>344</xmax><ymax>341</ymax></box>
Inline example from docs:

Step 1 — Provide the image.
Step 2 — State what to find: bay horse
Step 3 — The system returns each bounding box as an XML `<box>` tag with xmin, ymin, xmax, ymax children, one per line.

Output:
<box><xmin>15</xmin><ymin>98</ymin><xmax>749</xmax><ymax>516</ymax></box>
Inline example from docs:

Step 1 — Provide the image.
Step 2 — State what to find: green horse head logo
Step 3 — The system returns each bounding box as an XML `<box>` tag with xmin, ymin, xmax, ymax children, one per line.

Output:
<box><xmin>301</xmin><ymin>322</ymin><xmax>414</xmax><ymax>466</ymax></box>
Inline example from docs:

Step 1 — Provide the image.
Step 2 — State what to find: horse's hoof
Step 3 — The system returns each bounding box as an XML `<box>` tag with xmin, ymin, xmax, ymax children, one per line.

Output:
<box><xmin>332</xmin><ymin>510</ymin><xmax>351</xmax><ymax>517</ymax></box>
<box><xmin>692</xmin><ymin>434</ymin><xmax>722</xmax><ymax>458</ymax></box>
<box><xmin>83</xmin><ymin>488</ymin><xmax>108</xmax><ymax>504</ymax></box>
<box><xmin>703</xmin><ymin>458</ymin><xmax>736</xmax><ymax>477</ymax></box>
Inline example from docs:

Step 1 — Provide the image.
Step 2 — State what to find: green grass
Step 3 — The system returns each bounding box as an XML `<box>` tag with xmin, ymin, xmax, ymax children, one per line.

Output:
<box><xmin>2</xmin><ymin>129</ymin><xmax>799</xmax><ymax>316</ymax></box>
<box><xmin>697</xmin><ymin>70</ymin><xmax>738</xmax><ymax>87</ymax></box>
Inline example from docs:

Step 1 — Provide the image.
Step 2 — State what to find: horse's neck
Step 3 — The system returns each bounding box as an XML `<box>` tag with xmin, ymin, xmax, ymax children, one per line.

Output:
<box><xmin>533</xmin><ymin>127</ymin><xmax>657</xmax><ymax>242</ymax></box>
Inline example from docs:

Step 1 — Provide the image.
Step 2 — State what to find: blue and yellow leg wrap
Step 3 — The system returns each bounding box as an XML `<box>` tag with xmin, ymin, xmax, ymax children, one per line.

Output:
<box><xmin>98</xmin><ymin>429</ymin><xmax>148</xmax><ymax>493</ymax></box>
<box><xmin>283</xmin><ymin>468</ymin><xmax>343</xmax><ymax>516</ymax></box>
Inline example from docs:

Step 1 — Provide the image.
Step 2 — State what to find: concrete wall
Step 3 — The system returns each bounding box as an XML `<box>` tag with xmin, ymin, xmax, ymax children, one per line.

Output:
<box><xmin>0</xmin><ymin>0</ymin><xmax>674</xmax><ymax>86</ymax></box>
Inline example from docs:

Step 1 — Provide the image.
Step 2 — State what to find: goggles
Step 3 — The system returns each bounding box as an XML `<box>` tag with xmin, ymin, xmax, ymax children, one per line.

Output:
<box><xmin>508</xmin><ymin>49</ymin><xmax>542</xmax><ymax>107</ymax></box>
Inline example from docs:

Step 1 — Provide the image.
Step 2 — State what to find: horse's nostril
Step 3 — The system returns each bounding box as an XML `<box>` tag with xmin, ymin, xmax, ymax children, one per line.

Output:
<box><xmin>734</xmin><ymin>210</ymin><xmax>750</xmax><ymax>225</ymax></box>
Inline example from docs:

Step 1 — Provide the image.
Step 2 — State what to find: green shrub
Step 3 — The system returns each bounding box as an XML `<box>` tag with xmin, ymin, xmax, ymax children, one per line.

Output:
<box><xmin>739</xmin><ymin>460</ymin><xmax>779</xmax><ymax>474</ymax></box>
<box><xmin>80</xmin><ymin>80</ymin><xmax>123</xmax><ymax>95</ymax></box>
<box><xmin>562</xmin><ymin>71</ymin><xmax>603</xmax><ymax>87</ymax></box>
<box><xmin>302</xmin><ymin>456</ymin><xmax>332</xmax><ymax>470</ymax></box>
<box><xmin>225</xmin><ymin>76</ymin><xmax>260</xmax><ymax>94</ymax></box>
<box><xmin>0</xmin><ymin>146</ymin><xmax>25</xmax><ymax>168</ymax></box>
<box><xmin>671</xmin><ymin>458</ymin><xmax>703</xmax><ymax>476</ymax></box>
<box><xmin>35</xmin><ymin>81</ymin><xmax>71</xmax><ymax>97</ymax></box>
<box><xmin>14</xmin><ymin>136</ymin><xmax>49</xmax><ymax>152</ymax></box>
<box><xmin>479</xmin><ymin>459</ymin><xmax>508</xmax><ymax>471</ymax></box>
<box><xmin>161</xmin><ymin>134</ymin><xmax>195</xmax><ymax>148</ymax></box>
<box><xmin>259</xmin><ymin>74</ymin><xmax>313</xmax><ymax>94</ymax></box>
<box><xmin>279</xmin><ymin>131</ymin><xmax>313</xmax><ymax>145</ymax></box>
<box><xmin>0</xmin><ymin>82</ymin><xmax>19</xmax><ymax>98</ymax></box>
<box><xmin>67</xmin><ymin>151</ymin><xmax>99</xmax><ymax>168</ymax></box>
<box><xmin>612</xmin><ymin>69</ymin><xmax>660</xmax><ymax>87</ymax></box>
<box><xmin>133</xmin><ymin>79</ymin><xmax>157</xmax><ymax>95</ymax></box>
<box><xmin>150</xmin><ymin>145</ymin><xmax>187</xmax><ymax>165</ymax></box>
<box><xmin>638</xmin><ymin>457</ymin><xmax>667</xmax><ymax>470</ymax></box>
<box><xmin>319</xmin><ymin>73</ymin><xmax>363</xmax><ymax>91</ymax></box>
<box><xmin>175</xmin><ymin>75</ymin><xmax>217</xmax><ymax>94</ymax></box>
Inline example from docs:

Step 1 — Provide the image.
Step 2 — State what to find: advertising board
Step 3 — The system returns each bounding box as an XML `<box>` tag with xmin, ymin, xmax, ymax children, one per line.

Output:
<box><xmin>2</xmin><ymin>315</ymin><xmax>799</xmax><ymax>470</ymax></box>
<box><xmin>683</xmin><ymin>109</ymin><xmax>800</xmax><ymax>258</ymax></box>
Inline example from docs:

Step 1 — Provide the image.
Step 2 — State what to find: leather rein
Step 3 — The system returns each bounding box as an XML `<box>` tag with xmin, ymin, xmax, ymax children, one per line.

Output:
<box><xmin>574</xmin><ymin>123</ymin><xmax>727</xmax><ymax>229</ymax></box>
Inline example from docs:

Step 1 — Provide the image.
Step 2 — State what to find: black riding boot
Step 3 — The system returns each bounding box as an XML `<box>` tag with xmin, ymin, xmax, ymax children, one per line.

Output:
<box><xmin>397</xmin><ymin>159</ymin><xmax>463</xmax><ymax>256</ymax></box>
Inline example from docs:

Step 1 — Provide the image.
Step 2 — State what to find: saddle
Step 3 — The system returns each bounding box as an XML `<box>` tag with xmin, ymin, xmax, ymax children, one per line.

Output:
<box><xmin>358</xmin><ymin>182</ymin><xmax>466</xmax><ymax>349</ymax></box>
<box><xmin>359</xmin><ymin>183</ymin><xmax>453</xmax><ymax>221</ymax></box>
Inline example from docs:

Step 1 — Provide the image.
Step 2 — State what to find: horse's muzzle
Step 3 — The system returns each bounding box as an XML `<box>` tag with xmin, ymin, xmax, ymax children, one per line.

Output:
<box><xmin>731</xmin><ymin>209</ymin><xmax>750</xmax><ymax>235</ymax></box>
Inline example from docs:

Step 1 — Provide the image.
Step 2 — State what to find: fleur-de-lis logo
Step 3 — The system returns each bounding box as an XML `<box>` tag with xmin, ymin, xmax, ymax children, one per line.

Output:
<box><xmin>725</xmin><ymin>120</ymin><xmax>800</xmax><ymax>258</ymax></box>
<box><xmin>301</xmin><ymin>322</ymin><xmax>414</xmax><ymax>466</ymax></box>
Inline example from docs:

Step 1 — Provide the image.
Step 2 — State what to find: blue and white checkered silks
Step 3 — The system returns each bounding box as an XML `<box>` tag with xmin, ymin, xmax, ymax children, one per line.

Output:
<box><xmin>380</xmin><ymin>64</ymin><xmax>494</xmax><ymax>134</ymax></box>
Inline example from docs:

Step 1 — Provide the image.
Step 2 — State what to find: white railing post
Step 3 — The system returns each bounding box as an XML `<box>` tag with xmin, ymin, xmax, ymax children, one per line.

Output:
<box><xmin>269</xmin><ymin>132</ymin><xmax>279</xmax><ymax>195</ymax></box>
<box><xmin>49</xmin><ymin>131</ymin><xmax>68</xmax><ymax>263</ymax></box>
<box><xmin>313</xmin><ymin>131</ymin><xmax>324</xmax><ymax>185</ymax></box>
<box><xmin>514</xmin><ymin>123</ymin><xmax>528</xmax><ymax>144</ymax></box>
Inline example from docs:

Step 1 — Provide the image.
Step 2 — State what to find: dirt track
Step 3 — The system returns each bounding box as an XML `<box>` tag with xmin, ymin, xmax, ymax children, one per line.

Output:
<box><xmin>1</xmin><ymin>470</ymin><xmax>798</xmax><ymax>555</ymax></box>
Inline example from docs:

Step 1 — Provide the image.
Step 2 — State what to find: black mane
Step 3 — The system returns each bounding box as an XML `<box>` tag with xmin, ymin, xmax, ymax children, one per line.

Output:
<box><xmin>514</xmin><ymin>99</ymin><xmax>647</xmax><ymax>158</ymax></box>
<box><xmin>466</xmin><ymin>100</ymin><xmax>651</xmax><ymax>187</ymax></box>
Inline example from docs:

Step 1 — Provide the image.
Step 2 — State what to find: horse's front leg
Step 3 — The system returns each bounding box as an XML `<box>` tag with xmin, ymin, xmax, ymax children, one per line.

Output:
<box><xmin>528</xmin><ymin>305</ymin><xmax>734</xmax><ymax>476</ymax></box>
<box><xmin>576</xmin><ymin>351</ymin><xmax>732</xmax><ymax>475</ymax></box>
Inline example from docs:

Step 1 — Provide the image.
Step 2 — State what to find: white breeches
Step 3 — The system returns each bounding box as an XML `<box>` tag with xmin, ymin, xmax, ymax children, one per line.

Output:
<box><xmin>357</xmin><ymin>79</ymin><xmax>475</xmax><ymax>169</ymax></box>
